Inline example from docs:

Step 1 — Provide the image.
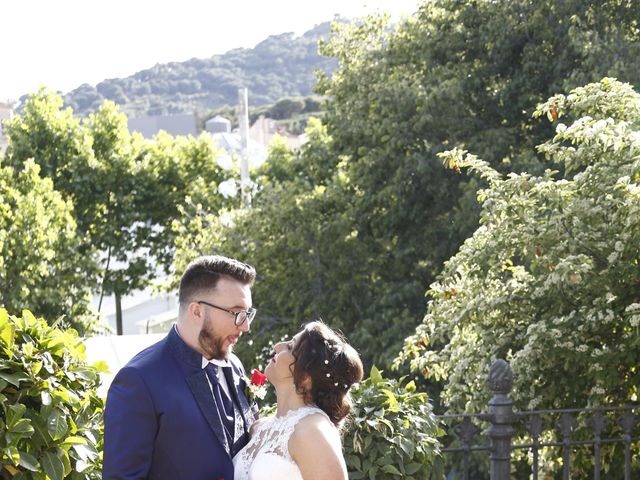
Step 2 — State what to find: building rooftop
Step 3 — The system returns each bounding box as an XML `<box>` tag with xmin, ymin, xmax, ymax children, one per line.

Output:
<box><xmin>128</xmin><ymin>113</ymin><xmax>197</xmax><ymax>138</ymax></box>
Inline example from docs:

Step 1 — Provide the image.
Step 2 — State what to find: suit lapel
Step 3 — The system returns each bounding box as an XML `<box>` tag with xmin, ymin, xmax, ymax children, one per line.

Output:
<box><xmin>167</xmin><ymin>327</ymin><xmax>253</xmax><ymax>457</ymax></box>
<box><xmin>185</xmin><ymin>368</ymin><xmax>232</xmax><ymax>458</ymax></box>
<box><xmin>167</xmin><ymin>328</ymin><xmax>231</xmax><ymax>455</ymax></box>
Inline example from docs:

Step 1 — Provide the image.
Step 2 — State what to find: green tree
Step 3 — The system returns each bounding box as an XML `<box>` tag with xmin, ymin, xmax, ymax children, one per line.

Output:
<box><xmin>175</xmin><ymin>0</ymin><xmax>640</xmax><ymax>369</ymax></box>
<box><xmin>320</xmin><ymin>0</ymin><xmax>638</xmax><ymax>289</ymax></box>
<box><xmin>397</xmin><ymin>78</ymin><xmax>640</xmax><ymax>414</ymax></box>
<box><xmin>310</xmin><ymin>0</ymin><xmax>639</xmax><ymax>366</ymax></box>
<box><xmin>319</xmin><ymin>0</ymin><xmax>640</xmax><ymax>172</ymax></box>
<box><xmin>4</xmin><ymin>91</ymin><xmax>144</xmax><ymax>332</ymax></box>
<box><xmin>4</xmin><ymin>89</ymin><xmax>231</xmax><ymax>333</ymax></box>
<box><xmin>81</xmin><ymin>101</ymin><xmax>145</xmax><ymax>311</ymax></box>
<box><xmin>85</xmin><ymin>103</ymin><xmax>232</xmax><ymax>327</ymax></box>
<box><xmin>136</xmin><ymin>130</ymin><xmax>233</xmax><ymax>276</ymax></box>
<box><xmin>268</xmin><ymin>97</ymin><xmax>306</xmax><ymax>119</ymax></box>
<box><xmin>172</xmin><ymin>121</ymin><xmax>375</xmax><ymax>363</ymax></box>
<box><xmin>0</xmin><ymin>160</ymin><xmax>97</xmax><ymax>334</ymax></box>
<box><xmin>4</xmin><ymin>88</ymin><xmax>95</xmax><ymax>206</ymax></box>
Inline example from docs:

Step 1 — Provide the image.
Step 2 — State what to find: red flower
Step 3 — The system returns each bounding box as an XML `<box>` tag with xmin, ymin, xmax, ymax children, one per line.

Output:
<box><xmin>251</xmin><ymin>369</ymin><xmax>267</xmax><ymax>386</ymax></box>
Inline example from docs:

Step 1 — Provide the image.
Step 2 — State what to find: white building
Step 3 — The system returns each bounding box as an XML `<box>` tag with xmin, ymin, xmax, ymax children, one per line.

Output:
<box><xmin>205</xmin><ymin>115</ymin><xmax>231</xmax><ymax>134</ymax></box>
<box><xmin>93</xmin><ymin>283</ymin><xmax>177</xmax><ymax>336</ymax></box>
<box><xmin>0</xmin><ymin>102</ymin><xmax>14</xmax><ymax>154</ymax></box>
<box><xmin>128</xmin><ymin>113</ymin><xmax>198</xmax><ymax>138</ymax></box>
<box><xmin>249</xmin><ymin>114</ymin><xmax>308</xmax><ymax>150</ymax></box>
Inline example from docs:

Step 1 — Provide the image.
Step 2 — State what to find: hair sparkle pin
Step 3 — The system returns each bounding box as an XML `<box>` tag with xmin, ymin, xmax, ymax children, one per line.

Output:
<box><xmin>334</xmin><ymin>382</ymin><xmax>338</xmax><ymax>387</ymax></box>
<box><xmin>324</xmin><ymin>360</ymin><xmax>329</xmax><ymax>364</ymax></box>
<box><xmin>326</xmin><ymin>373</ymin><xmax>331</xmax><ymax>378</ymax></box>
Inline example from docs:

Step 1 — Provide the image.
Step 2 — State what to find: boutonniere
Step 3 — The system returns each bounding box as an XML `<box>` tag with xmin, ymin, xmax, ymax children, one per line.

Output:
<box><xmin>246</xmin><ymin>369</ymin><xmax>268</xmax><ymax>401</ymax></box>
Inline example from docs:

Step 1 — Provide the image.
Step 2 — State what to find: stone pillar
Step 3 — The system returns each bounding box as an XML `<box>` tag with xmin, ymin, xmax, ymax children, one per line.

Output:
<box><xmin>486</xmin><ymin>359</ymin><xmax>516</xmax><ymax>480</ymax></box>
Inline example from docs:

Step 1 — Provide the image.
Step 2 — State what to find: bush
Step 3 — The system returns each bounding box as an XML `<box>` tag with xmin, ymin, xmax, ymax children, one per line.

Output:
<box><xmin>0</xmin><ymin>308</ymin><xmax>104</xmax><ymax>479</ymax></box>
<box><xmin>256</xmin><ymin>366</ymin><xmax>444</xmax><ymax>478</ymax></box>
<box><xmin>344</xmin><ymin>367</ymin><xmax>444</xmax><ymax>479</ymax></box>
<box><xmin>398</xmin><ymin>78</ymin><xmax>640</xmax><ymax>414</ymax></box>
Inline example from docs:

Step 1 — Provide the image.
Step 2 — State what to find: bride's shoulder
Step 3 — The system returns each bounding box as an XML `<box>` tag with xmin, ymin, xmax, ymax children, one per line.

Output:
<box><xmin>288</xmin><ymin>409</ymin><xmax>347</xmax><ymax>479</ymax></box>
<box><xmin>295</xmin><ymin>408</ymin><xmax>334</xmax><ymax>428</ymax></box>
<box><xmin>289</xmin><ymin>409</ymin><xmax>341</xmax><ymax>447</ymax></box>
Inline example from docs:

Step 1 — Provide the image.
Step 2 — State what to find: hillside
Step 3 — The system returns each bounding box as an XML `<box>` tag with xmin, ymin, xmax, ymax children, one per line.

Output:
<box><xmin>63</xmin><ymin>21</ymin><xmax>338</xmax><ymax>118</ymax></box>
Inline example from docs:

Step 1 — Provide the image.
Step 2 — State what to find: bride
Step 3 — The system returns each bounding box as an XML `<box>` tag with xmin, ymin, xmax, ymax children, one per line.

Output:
<box><xmin>233</xmin><ymin>320</ymin><xmax>364</xmax><ymax>479</ymax></box>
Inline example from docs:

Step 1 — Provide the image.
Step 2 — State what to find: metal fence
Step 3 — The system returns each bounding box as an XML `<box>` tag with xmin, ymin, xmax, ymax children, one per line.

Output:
<box><xmin>436</xmin><ymin>360</ymin><xmax>639</xmax><ymax>479</ymax></box>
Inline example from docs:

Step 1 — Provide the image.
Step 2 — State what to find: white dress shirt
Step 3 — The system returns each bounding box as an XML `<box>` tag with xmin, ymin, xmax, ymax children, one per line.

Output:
<box><xmin>202</xmin><ymin>356</ymin><xmax>233</xmax><ymax>398</ymax></box>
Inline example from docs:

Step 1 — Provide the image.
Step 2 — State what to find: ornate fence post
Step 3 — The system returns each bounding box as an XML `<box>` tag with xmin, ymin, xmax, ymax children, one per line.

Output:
<box><xmin>486</xmin><ymin>359</ymin><xmax>516</xmax><ymax>480</ymax></box>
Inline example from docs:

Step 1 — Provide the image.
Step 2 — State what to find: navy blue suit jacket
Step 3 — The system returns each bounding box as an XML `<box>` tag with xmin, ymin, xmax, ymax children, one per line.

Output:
<box><xmin>102</xmin><ymin>327</ymin><xmax>257</xmax><ymax>480</ymax></box>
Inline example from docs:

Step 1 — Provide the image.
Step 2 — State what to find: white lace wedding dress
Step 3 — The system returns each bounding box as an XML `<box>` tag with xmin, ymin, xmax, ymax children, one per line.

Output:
<box><xmin>233</xmin><ymin>405</ymin><xmax>329</xmax><ymax>479</ymax></box>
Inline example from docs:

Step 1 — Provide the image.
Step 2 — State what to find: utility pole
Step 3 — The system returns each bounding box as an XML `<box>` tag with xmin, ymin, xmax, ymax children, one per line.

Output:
<box><xmin>238</xmin><ymin>87</ymin><xmax>251</xmax><ymax>207</ymax></box>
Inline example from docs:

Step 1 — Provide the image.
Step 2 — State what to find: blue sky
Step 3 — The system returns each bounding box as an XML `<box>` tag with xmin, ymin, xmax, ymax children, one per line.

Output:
<box><xmin>2</xmin><ymin>0</ymin><xmax>420</xmax><ymax>102</ymax></box>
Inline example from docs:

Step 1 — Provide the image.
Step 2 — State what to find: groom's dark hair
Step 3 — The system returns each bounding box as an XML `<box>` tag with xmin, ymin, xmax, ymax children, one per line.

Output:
<box><xmin>178</xmin><ymin>255</ymin><xmax>256</xmax><ymax>306</ymax></box>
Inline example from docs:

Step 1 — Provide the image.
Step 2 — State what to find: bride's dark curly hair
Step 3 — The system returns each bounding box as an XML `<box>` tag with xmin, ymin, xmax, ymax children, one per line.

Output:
<box><xmin>290</xmin><ymin>320</ymin><xmax>364</xmax><ymax>427</ymax></box>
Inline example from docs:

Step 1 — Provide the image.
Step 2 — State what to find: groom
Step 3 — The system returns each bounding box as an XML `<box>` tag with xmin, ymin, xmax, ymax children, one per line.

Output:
<box><xmin>103</xmin><ymin>255</ymin><xmax>259</xmax><ymax>480</ymax></box>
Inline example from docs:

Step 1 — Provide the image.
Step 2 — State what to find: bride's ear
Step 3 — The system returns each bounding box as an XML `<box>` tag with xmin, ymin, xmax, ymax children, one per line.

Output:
<box><xmin>300</xmin><ymin>374</ymin><xmax>312</xmax><ymax>392</ymax></box>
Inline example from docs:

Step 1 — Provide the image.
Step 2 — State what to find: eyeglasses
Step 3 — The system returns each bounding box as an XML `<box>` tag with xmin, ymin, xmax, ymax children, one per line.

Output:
<box><xmin>197</xmin><ymin>300</ymin><xmax>257</xmax><ymax>326</ymax></box>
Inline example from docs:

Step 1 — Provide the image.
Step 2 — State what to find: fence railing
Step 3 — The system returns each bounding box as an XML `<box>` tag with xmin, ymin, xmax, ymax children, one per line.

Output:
<box><xmin>436</xmin><ymin>360</ymin><xmax>639</xmax><ymax>479</ymax></box>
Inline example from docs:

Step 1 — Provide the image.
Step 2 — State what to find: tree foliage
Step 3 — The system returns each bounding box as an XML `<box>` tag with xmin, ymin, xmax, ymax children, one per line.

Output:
<box><xmin>0</xmin><ymin>308</ymin><xmax>104</xmax><ymax>479</ymax></box>
<box><xmin>3</xmin><ymin>90</ymin><xmax>143</xmax><ymax>298</ymax></box>
<box><xmin>172</xmin><ymin>0</ymin><xmax>640</xmax><ymax>371</ymax></box>
<box><xmin>397</xmin><ymin>78</ymin><xmax>640</xmax><ymax>413</ymax></box>
<box><xmin>3</xmin><ymin>89</ymin><xmax>232</xmax><ymax>327</ymax></box>
<box><xmin>319</xmin><ymin>0</ymin><xmax>640</xmax><ymax>172</ymax></box>
<box><xmin>172</xmin><ymin>119</ymin><xmax>413</xmax><ymax>368</ymax></box>
<box><xmin>0</xmin><ymin>161</ymin><xmax>96</xmax><ymax>333</ymax></box>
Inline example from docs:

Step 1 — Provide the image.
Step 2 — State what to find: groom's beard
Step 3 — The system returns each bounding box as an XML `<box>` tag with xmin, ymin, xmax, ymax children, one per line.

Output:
<box><xmin>198</xmin><ymin>314</ymin><xmax>229</xmax><ymax>360</ymax></box>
